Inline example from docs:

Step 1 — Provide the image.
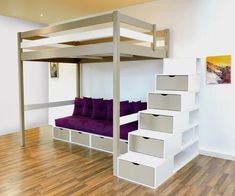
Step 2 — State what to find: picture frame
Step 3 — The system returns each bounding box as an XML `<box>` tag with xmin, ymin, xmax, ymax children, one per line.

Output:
<box><xmin>50</xmin><ymin>62</ymin><xmax>59</xmax><ymax>78</ymax></box>
<box><xmin>206</xmin><ymin>55</ymin><xmax>231</xmax><ymax>84</ymax></box>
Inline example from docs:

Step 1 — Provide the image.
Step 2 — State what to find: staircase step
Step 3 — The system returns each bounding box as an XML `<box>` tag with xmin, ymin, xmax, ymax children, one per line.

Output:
<box><xmin>118</xmin><ymin>152</ymin><xmax>174</xmax><ymax>188</ymax></box>
<box><xmin>128</xmin><ymin>130</ymin><xmax>182</xmax><ymax>158</ymax></box>
<box><xmin>148</xmin><ymin>91</ymin><xmax>196</xmax><ymax>111</ymax></box>
<box><xmin>163</xmin><ymin>58</ymin><xmax>200</xmax><ymax>75</ymax></box>
<box><xmin>139</xmin><ymin>109</ymin><xmax>199</xmax><ymax>134</ymax></box>
<box><xmin>155</xmin><ymin>74</ymin><xmax>200</xmax><ymax>92</ymax></box>
<box><xmin>140</xmin><ymin>106</ymin><xmax>199</xmax><ymax>116</ymax></box>
<box><xmin>129</xmin><ymin>129</ymin><xmax>174</xmax><ymax>140</ymax></box>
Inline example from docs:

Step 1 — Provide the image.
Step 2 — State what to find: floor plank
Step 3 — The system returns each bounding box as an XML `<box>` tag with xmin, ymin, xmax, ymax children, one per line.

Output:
<box><xmin>0</xmin><ymin>126</ymin><xmax>234</xmax><ymax>196</ymax></box>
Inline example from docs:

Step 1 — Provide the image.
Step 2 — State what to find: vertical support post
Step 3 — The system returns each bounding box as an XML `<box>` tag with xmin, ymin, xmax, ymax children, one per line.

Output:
<box><xmin>17</xmin><ymin>32</ymin><xmax>25</xmax><ymax>147</ymax></box>
<box><xmin>80</xmin><ymin>63</ymin><xmax>83</xmax><ymax>98</ymax></box>
<box><xmin>152</xmin><ymin>24</ymin><xmax>156</xmax><ymax>51</ymax></box>
<box><xmin>113</xmin><ymin>11</ymin><xmax>120</xmax><ymax>176</ymax></box>
<box><xmin>76</xmin><ymin>62</ymin><xmax>81</xmax><ymax>98</ymax></box>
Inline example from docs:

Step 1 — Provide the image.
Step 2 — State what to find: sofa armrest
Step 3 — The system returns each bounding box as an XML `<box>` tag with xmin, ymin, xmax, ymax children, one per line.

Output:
<box><xmin>120</xmin><ymin>113</ymin><xmax>138</xmax><ymax>126</ymax></box>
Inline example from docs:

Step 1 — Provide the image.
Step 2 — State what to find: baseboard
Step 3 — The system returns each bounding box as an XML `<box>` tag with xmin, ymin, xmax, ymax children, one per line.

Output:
<box><xmin>0</xmin><ymin>130</ymin><xmax>18</xmax><ymax>136</ymax></box>
<box><xmin>199</xmin><ymin>149</ymin><xmax>235</xmax><ymax>161</ymax></box>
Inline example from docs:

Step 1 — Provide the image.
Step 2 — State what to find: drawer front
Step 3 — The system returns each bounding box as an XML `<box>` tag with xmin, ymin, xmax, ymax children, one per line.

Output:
<box><xmin>157</xmin><ymin>75</ymin><xmax>188</xmax><ymax>91</ymax></box>
<box><xmin>148</xmin><ymin>93</ymin><xmax>181</xmax><ymax>111</ymax></box>
<box><xmin>91</xmin><ymin>135</ymin><xmax>113</xmax><ymax>152</ymax></box>
<box><xmin>119</xmin><ymin>159</ymin><xmax>155</xmax><ymax>187</ymax></box>
<box><xmin>71</xmin><ymin>131</ymin><xmax>89</xmax><ymax>146</ymax></box>
<box><xmin>53</xmin><ymin>127</ymin><xmax>70</xmax><ymax>141</ymax></box>
<box><xmin>130</xmin><ymin>135</ymin><xmax>164</xmax><ymax>158</ymax></box>
<box><xmin>140</xmin><ymin>113</ymin><xmax>173</xmax><ymax>133</ymax></box>
<box><xmin>120</xmin><ymin>141</ymin><xmax>128</xmax><ymax>154</ymax></box>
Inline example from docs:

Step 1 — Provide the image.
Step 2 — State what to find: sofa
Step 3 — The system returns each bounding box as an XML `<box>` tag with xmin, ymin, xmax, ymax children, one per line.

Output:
<box><xmin>55</xmin><ymin>97</ymin><xmax>147</xmax><ymax>140</ymax></box>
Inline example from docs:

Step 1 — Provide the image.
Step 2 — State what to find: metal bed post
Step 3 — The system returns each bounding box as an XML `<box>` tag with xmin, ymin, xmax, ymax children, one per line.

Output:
<box><xmin>113</xmin><ymin>11</ymin><xmax>121</xmax><ymax>176</ymax></box>
<box><xmin>17</xmin><ymin>32</ymin><xmax>26</xmax><ymax>147</ymax></box>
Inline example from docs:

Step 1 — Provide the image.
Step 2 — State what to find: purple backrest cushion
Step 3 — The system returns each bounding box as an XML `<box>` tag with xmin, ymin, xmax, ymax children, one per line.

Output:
<box><xmin>132</xmin><ymin>101</ymin><xmax>147</xmax><ymax>113</ymax></box>
<box><xmin>73</xmin><ymin>98</ymin><xmax>84</xmax><ymax>116</ymax></box>
<box><xmin>82</xmin><ymin>97</ymin><xmax>93</xmax><ymax>116</ymax></box>
<box><xmin>106</xmin><ymin>100</ymin><xmax>130</xmax><ymax>121</ymax></box>
<box><xmin>120</xmin><ymin>101</ymin><xmax>130</xmax><ymax>116</ymax></box>
<box><xmin>91</xmin><ymin>99</ymin><xmax>106</xmax><ymax>119</ymax></box>
<box><xmin>106</xmin><ymin>100</ymin><xmax>113</xmax><ymax>121</ymax></box>
<box><xmin>129</xmin><ymin>101</ymin><xmax>141</xmax><ymax>114</ymax></box>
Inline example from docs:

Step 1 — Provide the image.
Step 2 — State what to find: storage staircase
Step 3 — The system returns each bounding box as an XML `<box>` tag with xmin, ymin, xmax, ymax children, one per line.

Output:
<box><xmin>117</xmin><ymin>58</ymin><xmax>201</xmax><ymax>188</ymax></box>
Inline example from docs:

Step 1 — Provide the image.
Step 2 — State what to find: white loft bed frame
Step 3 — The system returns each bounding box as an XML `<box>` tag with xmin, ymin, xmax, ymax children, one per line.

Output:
<box><xmin>17</xmin><ymin>11</ymin><xmax>169</xmax><ymax>176</ymax></box>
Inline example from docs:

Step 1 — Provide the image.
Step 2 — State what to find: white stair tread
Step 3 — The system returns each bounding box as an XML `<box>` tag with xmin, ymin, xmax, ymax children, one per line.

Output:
<box><xmin>129</xmin><ymin>129</ymin><xmax>173</xmax><ymax>140</ymax></box>
<box><xmin>140</xmin><ymin>106</ymin><xmax>199</xmax><ymax>116</ymax></box>
<box><xmin>118</xmin><ymin>152</ymin><xmax>165</xmax><ymax>168</ymax></box>
<box><xmin>163</xmin><ymin>57</ymin><xmax>200</xmax><ymax>60</ymax></box>
<box><xmin>149</xmin><ymin>90</ymin><xmax>194</xmax><ymax>95</ymax></box>
<box><xmin>156</xmin><ymin>73</ymin><xmax>200</xmax><ymax>76</ymax></box>
<box><xmin>138</xmin><ymin>122</ymin><xmax>199</xmax><ymax>133</ymax></box>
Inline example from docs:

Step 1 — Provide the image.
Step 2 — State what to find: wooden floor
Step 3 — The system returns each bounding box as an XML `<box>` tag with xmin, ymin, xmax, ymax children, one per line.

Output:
<box><xmin>0</xmin><ymin>127</ymin><xmax>235</xmax><ymax>196</ymax></box>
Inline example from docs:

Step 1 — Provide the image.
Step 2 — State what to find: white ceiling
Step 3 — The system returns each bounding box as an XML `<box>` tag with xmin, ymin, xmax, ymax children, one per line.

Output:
<box><xmin>0</xmin><ymin>0</ymin><xmax>155</xmax><ymax>24</ymax></box>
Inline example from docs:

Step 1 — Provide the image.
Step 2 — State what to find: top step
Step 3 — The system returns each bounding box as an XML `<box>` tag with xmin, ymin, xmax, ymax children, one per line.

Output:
<box><xmin>163</xmin><ymin>58</ymin><xmax>201</xmax><ymax>75</ymax></box>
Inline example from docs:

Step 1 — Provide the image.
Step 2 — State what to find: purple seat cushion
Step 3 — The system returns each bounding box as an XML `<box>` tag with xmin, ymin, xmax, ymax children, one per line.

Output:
<box><xmin>106</xmin><ymin>100</ymin><xmax>130</xmax><ymax>121</ymax></box>
<box><xmin>91</xmin><ymin>99</ymin><xmax>107</xmax><ymax>119</ymax></box>
<box><xmin>55</xmin><ymin>115</ymin><xmax>137</xmax><ymax>140</ymax></box>
<box><xmin>103</xmin><ymin>121</ymin><xmax>138</xmax><ymax>140</ymax></box>
<box><xmin>55</xmin><ymin>115</ymin><xmax>107</xmax><ymax>134</ymax></box>
<box><xmin>73</xmin><ymin>98</ymin><xmax>84</xmax><ymax>116</ymax></box>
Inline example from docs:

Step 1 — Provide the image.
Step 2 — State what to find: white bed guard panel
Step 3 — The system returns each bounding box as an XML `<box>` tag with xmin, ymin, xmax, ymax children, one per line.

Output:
<box><xmin>120</xmin><ymin>113</ymin><xmax>138</xmax><ymax>125</ymax></box>
<box><xmin>21</xmin><ymin>28</ymin><xmax>165</xmax><ymax>49</ymax></box>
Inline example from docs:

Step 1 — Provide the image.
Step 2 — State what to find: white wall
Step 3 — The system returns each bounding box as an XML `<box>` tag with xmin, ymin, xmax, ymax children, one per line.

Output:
<box><xmin>82</xmin><ymin>61</ymin><xmax>163</xmax><ymax>100</ymax></box>
<box><xmin>121</xmin><ymin>0</ymin><xmax>235</xmax><ymax>158</ymax></box>
<box><xmin>48</xmin><ymin>63</ymin><xmax>77</xmax><ymax>125</ymax></box>
<box><xmin>0</xmin><ymin>16</ymin><xmax>48</xmax><ymax>135</ymax></box>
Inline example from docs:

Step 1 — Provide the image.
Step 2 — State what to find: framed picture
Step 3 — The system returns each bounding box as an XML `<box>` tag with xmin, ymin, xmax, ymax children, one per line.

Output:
<box><xmin>50</xmin><ymin>62</ymin><xmax>59</xmax><ymax>78</ymax></box>
<box><xmin>206</xmin><ymin>55</ymin><xmax>231</xmax><ymax>84</ymax></box>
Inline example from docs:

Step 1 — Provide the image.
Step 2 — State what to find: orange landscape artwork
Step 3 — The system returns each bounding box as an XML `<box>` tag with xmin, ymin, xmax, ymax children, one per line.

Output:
<box><xmin>206</xmin><ymin>55</ymin><xmax>231</xmax><ymax>84</ymax></box>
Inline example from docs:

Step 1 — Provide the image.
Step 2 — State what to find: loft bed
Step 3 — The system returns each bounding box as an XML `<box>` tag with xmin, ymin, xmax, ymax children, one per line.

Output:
<box><xmin>17</xmin><ymin>11</ymin><xmax>169</xmax><ymax>176</ymax></box>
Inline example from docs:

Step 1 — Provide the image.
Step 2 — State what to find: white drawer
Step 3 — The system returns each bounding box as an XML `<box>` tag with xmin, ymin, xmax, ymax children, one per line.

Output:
<box><xmin>148</xmin><ymin>92</ymin><xmax>195</xmax><ymax>111</ymax></box>
<box><xmin>163</xmin><ymin>58</ymin><xmax>200</xmax><ymax>75</ymax></box>
<box><xmin>129</xmin><ymin>135</ymin><xmax>164</xmax><ymax>158</ymax></box>
<box><xmin>118</xmin><ymin>152</ymin><xmax>174</xmax><ymax>188</ymax></box>
<box><xmin>140</xmin><ymin>113</ymin><xmax>173</xmax><ymax>133</ymax></box>
<box><xmin>71</xmin><ymin>131</ymin><xmax>89</xmax><ymax>146</ymax></box>
<box><xmin>129</xmin><ymin>130</ymin><xmax>182</xmax><ymax>158</ymax></box>
<box><xmin>139</xmin><ymin>112</ymin><xmax>189</xmax><ymax>133</ymax></box>
<box><xmin>53</xmin><ymin>127</ymin><xmax>70</xmax><ymax>141</ymax></box>
<box><xmin>91</xmin><ymin>135</ymin><xmax>113</xmax><ymax>152</ymax></box>
<box><xmin>118</xmin><ymin>159</ymin><xmax>155</xmax><ymax>187</ymax></box>
<box><xmin>156</xmin><ymin>75</ymin><xmax>200</xmax><ymax>92</ymax></box>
